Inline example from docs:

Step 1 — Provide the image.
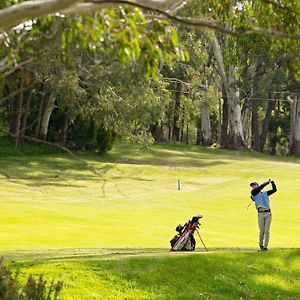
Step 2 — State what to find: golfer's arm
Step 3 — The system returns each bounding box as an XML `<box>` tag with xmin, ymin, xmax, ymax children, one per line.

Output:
<box><xmin>251</xmin><ymin>181</ymin><xmax>269</xmax><ymax>196</ymax></box>
<box><xmin>267</xmin><ymin>181</ymin><xmax>277</xmax><ymax>195</ymax></box>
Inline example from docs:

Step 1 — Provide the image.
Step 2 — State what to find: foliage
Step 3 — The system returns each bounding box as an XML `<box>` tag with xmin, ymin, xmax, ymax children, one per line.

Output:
<box><xmin>0</xmin><ymin>258</ymin><xmax>63</xmax><ymax>300</ymax></box>
<box><xmin>68</xmin><ymin>114</ymin><xmax>115</xmax><ymax>155</ymax></box>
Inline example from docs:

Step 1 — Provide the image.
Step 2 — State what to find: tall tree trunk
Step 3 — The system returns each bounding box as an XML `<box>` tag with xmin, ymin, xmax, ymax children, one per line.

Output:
<box><xmin>227</xmin><ymin>67</ymin><xmax>245</xmax><ymax>149</ymax></box>
<box><xmin>269</xmin><ymin>100</ymin><xmax>280</xmax><ymax>155</ymax></box>
<box><xmin>172</xmin><ymin>82</ymin><xmax>183</xmax><ymax>142</ymax></box>
<box><xmin>61</xmin><ymin>112</ymin><xmax>69</xmax><ymax>146</ymax></box>
<box><xmin>251</xmin><ymin>98</ymin><xmax>260</xmax><ymax>151</ymax></box>
<box><xmin>186</xmin><ymin>124</ymin><xmax>189</xmax><ymax>144</ymax></box>
<box><xmin>168</xmin><ymin>124</ymin><xmax>172</xmax><ymax>141</ymax></box>
<box><xmin>289</xmin><ymin>96</ymin><xmax>300</xmax><ymax>156</ymax></box>
<box><xmin>220</xmin><ymin>87</ymin><xmax>229</xmax><ymax>147</ymax></box>
<box><xmin>260</xmin><ymin>94</ymin><xmax>276</xmax><ymax>152</ymax></box>
<box><xmin>217</xmin><ymin>98</ymin><xmax>222</xmax><ymax>145</ymax></box>
<box><xmin>35</xmin><ymin>86</ymin><xmax>45</xmax><ymax>138</ymax></box>
<box><xmin>241</xmin><ymin>99</ymin><xmax>252</xmax><ymax>148</ymax></box>
<box><xmin>241</xmin><ymin>59</ymin><xmax>256</xmax><ymax>149</ymax></box>
<box><xmin>39</xmin><ymin>92</ymin><xmax>56</xmax><ymax>140</ymax></box>
<box><xmin>20</xmin><ymin>90</ymin><xmax>32</xmax><ymax>140</ymax></box>
<box><xmin>196</xmin><ymin>117</ymin><xmax>201</xmax><ymax>145</ymax></box>
<box><xmin>200</xmin><ymin>104</ymin><xmax>212</xmax><ymax>146</ymax></box>
<box><xmin>213</xmin><ymin>37</ymin><xmax>244</xmax><ymax>149</ymax></box>
<box><xmin>180</xmin><ymin>105</ymin><xmax>185</xmax><ymax>143</ymax></box>
<box><xmin>10</xmin><ymin>79</ymin><xmax>23</xmax><ymax>147</ymax></box>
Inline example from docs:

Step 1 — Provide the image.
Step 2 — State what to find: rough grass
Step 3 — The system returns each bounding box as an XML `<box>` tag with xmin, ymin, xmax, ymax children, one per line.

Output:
<box><xmin>7</xmin><ymin>249</ymin><xmax>300</xmax><ymax>300</ymax></box>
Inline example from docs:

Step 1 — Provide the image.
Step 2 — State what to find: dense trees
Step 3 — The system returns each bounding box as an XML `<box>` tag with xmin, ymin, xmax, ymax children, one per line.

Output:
<box><xmin>0</xmin><ymin>0</ymin><xmax>300</xmax><ymax>155</ymax></box>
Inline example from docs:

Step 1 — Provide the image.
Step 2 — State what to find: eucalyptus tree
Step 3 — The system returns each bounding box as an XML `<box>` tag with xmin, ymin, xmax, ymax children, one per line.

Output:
<box><xmin>1</xmin><ymin>0</ymin><xmax>300</xmax><ymax>154</ymax></box>
<box><xmin>177</xmin><ymin>0</ymin><xmax>300</xmax><ymax>151</ymax></box>
<box><xmin>1</xmin><ymin>3</ymin><xmax>183</xmax><ymax>151</ymax></box>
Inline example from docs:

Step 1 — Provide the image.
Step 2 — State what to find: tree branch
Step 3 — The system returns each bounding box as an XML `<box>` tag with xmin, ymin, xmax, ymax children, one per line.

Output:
<box><xmin>0</xmin><ymin>79</ymin><xmax>37</xmax><ymax>104</ymax></box>
<box><xmin>163</xmin><ymin>77</ymin><xmax>190</xmax><ymax>86</ymax></box>
<box><xmin>141</xmin><ymin>7</ymin><xmax>300</xmax><ymax>39</ymax></box>
<box><xmin>0</xmin><ymin>0</ymin><xmax>182</xmax><ymax>30</ymax></box>
<box><xmin>0</xmin><ymin>0</ymin><xmax>81</xmax><ymax>30</ymax></box>
<box><xmin>1</xmin><ymin>0</ymin><xmax>299</xmax><ymax>39</ymax></box>
<box><xmin>1</xmin><ymin>59</ymin><xmax>34</xmax><ymax>78</ymax></box>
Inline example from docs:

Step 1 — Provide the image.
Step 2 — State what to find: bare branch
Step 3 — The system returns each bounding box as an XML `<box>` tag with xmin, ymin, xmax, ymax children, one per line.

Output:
<box><xmin>2</xmin><ymin>59</ymin><xmax>34</xmax><ymax>78</ymax></box>
<box><xmin>0</xmin><ymin>0</ymin><xmax>183</xmax><ymax>30</ymax></box>
<box><xmin>163</xmin><ymin>77</ymin><xmax>190</xmax><ymax>86</ymax></box>
<box><xmin>0</xmin><ymin>0</ymin><xmax>299</xmax><ymax>39</ymax></box>
<box><xmin>141</xmin><ymin>7</ymin><xmax>300</xmax><ymax>39</ymax></box>
<box><xmin>0</xmin><ymin>79</ymin><xmax>37</xmax><ymax>104</ymax></box>
<box><xmin>0</xmin><ymin>0</ymin><xmax>81</xmax><ymax>30</ymax></box>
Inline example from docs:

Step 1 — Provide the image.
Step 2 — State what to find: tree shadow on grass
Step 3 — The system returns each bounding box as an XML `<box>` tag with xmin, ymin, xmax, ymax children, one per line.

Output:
<box><xmin>0</xmin><ymin>156</ymin><xmax>158</xmax><ymax>198</ymax></box>
<box><xmin>106</xmin><ymin>142</ymin><xmax>300</xmax><ymax>166</ymax></box>
<box><xmin>78</xmin><ymin>249</ymin><xmax>300</xmax><ymax>299</ymax></box>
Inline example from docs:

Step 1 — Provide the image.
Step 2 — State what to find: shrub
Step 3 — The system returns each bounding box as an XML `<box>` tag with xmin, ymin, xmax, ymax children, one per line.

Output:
<box><xmin>68</xmin><ymin>115</ymin><xmax>115</xmax><ymax>155</ymax></box>
<box><xmin>0</xmin><ymin>258</ymin><xmax>63</xmax><ymax>300</ymax></box>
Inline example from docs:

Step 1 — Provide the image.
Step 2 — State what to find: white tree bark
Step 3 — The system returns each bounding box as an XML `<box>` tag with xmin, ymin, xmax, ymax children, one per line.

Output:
<box><xmin>0</xmin><ymin>0</ymin><xmax>185</xmax><ymax>30</ymax></box>
<box><xmin>200</xmin><ymin>104</ymin><xmax>212</xmax><ymax>146</ymax></box>
<box><xmin>0</xmin><ymin>0</ymin><xmax>81</xmax><ymax>30</ymax></box>
<box><xmin>227</xmin><ymin>66</ymin><xmax>245</xmax><ymax>148</ymax></box>
<box><xmin>289</xmin><ymin>96</ymin><xmax>300</xmax><ymax>156</ymax></box>
<box><xmin>40</xmin><ymin>91</ymin><xmax>56</xmax><ymax>140</ymax></box>
<box><xmin>213</xmin><ymin>37</ymin><xmax>245</xmax><ymax>149</ymax></box>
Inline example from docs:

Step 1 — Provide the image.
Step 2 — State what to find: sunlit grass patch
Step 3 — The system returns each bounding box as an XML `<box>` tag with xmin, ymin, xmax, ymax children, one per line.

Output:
<box><xmin>8</xmin><ymin>249</ymin><xmax>300</xmax><ymax>300</ymax></box>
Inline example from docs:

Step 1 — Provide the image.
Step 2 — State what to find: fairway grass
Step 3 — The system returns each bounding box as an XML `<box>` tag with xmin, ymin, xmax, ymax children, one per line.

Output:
<box><xmin>1</xmin><ymin>143</ymin><xmax>300</xmax><ymax>299</ymax></box>
<box><xmin>0</xmin><ymin>142</ymin><xmax>299</xmax><ymax>250</ymax></box>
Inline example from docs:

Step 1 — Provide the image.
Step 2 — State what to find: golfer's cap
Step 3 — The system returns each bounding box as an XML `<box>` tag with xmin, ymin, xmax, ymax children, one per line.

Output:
<box><xmin>250</xmin><ymin>182</ymin><xmax>258</xmax><ymax>187</ymax></box>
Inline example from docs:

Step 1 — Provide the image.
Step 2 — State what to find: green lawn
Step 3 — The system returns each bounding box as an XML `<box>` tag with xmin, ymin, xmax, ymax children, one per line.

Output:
<box><xmin>0</xmin><ymin>142</ymin><xmax>300</xmax><ymax>299</ymax></box>
<box><xmin>1</xmin><ymin>142</ymin><xmax>299</xmax><ymax>250</ymax></box>
<box><xmin>6</xmin><ymin>249</ymin><xmax>300</xmax><ymax>300</ymax></box>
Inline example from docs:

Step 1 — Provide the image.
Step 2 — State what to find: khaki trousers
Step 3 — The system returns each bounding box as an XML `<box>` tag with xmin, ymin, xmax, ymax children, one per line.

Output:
<box><xmin>258</xmin><ymin>211</ymin><xmax>272</xmax><ymax>248</ymax></box>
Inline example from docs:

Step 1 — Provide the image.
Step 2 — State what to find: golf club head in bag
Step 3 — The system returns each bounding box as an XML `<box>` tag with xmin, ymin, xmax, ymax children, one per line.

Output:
<box><xmin>170</xmin><ymin>215</ymin><xmax>202</xmax><ymax>251</ymax></box>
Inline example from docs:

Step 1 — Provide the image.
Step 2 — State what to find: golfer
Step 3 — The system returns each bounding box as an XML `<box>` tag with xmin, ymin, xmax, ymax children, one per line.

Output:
<box><xmin>250</xmin><ymin>179</ymin><xmax>277</xmax><ymax>251</ymax></box>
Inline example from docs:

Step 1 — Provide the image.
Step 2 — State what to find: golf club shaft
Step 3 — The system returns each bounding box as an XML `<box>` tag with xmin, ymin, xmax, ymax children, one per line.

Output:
<box><xmin>196</xmin><ymin>229</ymin><xmax>208</xmax><ymax>251</ymax></box>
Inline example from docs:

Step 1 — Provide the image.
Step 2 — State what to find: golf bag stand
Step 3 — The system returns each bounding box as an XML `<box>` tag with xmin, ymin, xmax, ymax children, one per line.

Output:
<box><xmin>170</xmin><ymin>215</ymin><xmax>204</xmax><ymax>251</ymax></box>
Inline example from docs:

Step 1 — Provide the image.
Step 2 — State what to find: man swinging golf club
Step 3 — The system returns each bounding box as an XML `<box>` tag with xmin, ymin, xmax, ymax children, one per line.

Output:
<box><xmin>250</xmin><ymin>179</ymin><xmax>277</xmax><ymax>251</ymax></box>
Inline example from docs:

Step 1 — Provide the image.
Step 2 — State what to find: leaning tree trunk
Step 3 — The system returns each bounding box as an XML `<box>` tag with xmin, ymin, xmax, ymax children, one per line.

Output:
<box><xmin>289</xmin><ymin>96</ymin><xmax>300</xmax><ymax>156</ymax></box>
<box><xmin>213</xmin><ymin>37</ymin><xmax>245</xmax><ymax>149</ymax></box>
<box><xmin>200</xmin><ymin>104</ymin><xmax>212</xmax><ymax>146</ymax></box>
<box><xmin>39</xmin><ymin>92</ymin><xmax>56</xmax><ymax>140</ymax></box>
<box><xmin>35</xmin><ymin>85</ymin><xmax>45</xmax><ymax>138</ymax></box>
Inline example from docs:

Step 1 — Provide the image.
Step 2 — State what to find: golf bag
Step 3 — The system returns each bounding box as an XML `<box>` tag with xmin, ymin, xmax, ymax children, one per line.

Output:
<box><xmin>170</xmin><ymin>215</ymin><xmax>202</xmax><ymax>251</ymax></box>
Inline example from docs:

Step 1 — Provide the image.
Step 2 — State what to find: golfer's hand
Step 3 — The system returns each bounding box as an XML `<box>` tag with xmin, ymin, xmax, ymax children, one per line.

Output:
<box><xmin>268</xmin><ymin>179</ymin><xmax>272</xmax><ymax>183</ymax></box>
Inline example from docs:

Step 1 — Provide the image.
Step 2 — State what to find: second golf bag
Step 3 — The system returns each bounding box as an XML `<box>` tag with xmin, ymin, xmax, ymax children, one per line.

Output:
<box><xmin>170</xmin><ymin>215</ymin><xmax>202</xmax><ymax>251</ymax></box>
